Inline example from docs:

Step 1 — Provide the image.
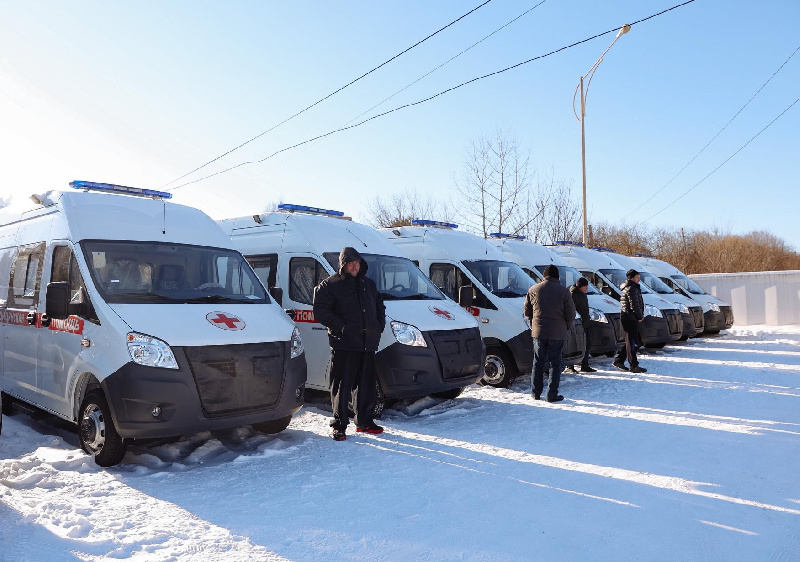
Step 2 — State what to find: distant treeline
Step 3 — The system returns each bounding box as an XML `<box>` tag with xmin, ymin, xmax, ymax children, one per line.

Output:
<box><xmin>590</xmin><ymin>223</ymin><xmax>800</xmax><ymax>275</ymax></box>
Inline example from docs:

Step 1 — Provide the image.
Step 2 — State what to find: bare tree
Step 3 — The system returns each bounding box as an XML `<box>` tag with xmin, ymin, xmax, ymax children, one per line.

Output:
<box><xmin>455</xmin><ymin>130</ymin><xmax>532</xmax><ymax>238</ymax></box>
<box><xmin>365</xmin><ymin>189</ymin><xmax>455</xmax><ymax>228</ymax></box>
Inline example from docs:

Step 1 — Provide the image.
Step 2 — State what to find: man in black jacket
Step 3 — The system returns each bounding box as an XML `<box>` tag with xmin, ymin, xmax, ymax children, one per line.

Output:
<box><xmin>313</xmin><ymin>247</ymin><xmax>386</xmax><ymax>440</ymax></box>
<box><xmin>613</xmin><ymin>269</ymin><xmax>647</xmax><ymax>373</ymax></box>
<box><xmin>567</xmin><ymin>277</ymin><xmax>597</xmax><ymax>374</ymax></box>
<box><xmin>524</xmin><ymin>265</ymin><xmax>576</xmax><ymax>402</ymax></box>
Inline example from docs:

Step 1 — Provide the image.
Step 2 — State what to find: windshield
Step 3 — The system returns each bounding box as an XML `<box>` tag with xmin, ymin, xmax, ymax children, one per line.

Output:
<box><xmin>463</xmin><ymin>260</ymin><xmax>535</xmax><ymax>298</ymax></box>
<box><xmin>323</xmin><ymin>252</ymin><xmax>444</xmax><ymax>301</ymax></box>
<box><xmin>599</xmin><ymin>268</ymin><xmax>653</xmax><ymax>294</ymax></box>
<box><xmin>640</xmin><ymin>271</ymin><xmax>675</xmax><ymax>294</ymax></box>
<box><xmin>673</xmin><ymin>274</ymin><xmax>705</xmax><ymax>295</ymax></box>
<box><xmin>81</xmin><ymin>241</ymin><xmax>268</xmax><ymax>304</ymax></box>
<box><xmin>535</xmin><ymin>264</ymin><xmax>600</xmax><ymax>294</ymax></box>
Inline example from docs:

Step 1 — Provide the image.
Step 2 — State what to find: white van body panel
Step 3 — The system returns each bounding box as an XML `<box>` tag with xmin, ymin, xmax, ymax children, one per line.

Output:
<box><xmin>606</xmin><ymin>252</ymin><xmax>700</xmax><ymax>311</ymax></box>
<box><xmin>633</xmin><ymin>256</ymin><xmax>728</xmax><ymax>311</ymax></box>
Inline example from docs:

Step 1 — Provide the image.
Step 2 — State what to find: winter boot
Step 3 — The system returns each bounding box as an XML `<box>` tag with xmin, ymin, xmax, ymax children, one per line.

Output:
<box><xmin>580</xmin><ymin>366</ymin><xmax>597</xmax><ymax>373</ymax></box>
<box><xmin>332</xmin><ymin>429</ymin><xmax>347</xmax><ymax>441</ymax></box>
<box><xmin>356</xmin><ymin>423</ymin><xmax>384</xmax><ymax>435</ymax></box>
<box><xmin>612</xmin><ymin>361</ymin><xmax>629</xmax><ymax>371</ymax></box>
<box><xmin>547</xmin><ymin>395</ymin><xmax>565</xmax><ymax>403</ymax></box>
<box><xmin>630</xmin><ymin>365</ymin><xmax>648</xmax><ymax>373</ymax></box>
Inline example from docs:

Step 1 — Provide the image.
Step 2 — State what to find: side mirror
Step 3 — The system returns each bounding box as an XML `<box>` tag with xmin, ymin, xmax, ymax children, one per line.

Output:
<box><xmin>46</xmin><ymin>282</ymin><xmax>69</xmax><ymax>320</ymax></box>
<box><xmin>458</xmin><ymin>286</ymin><xmax>473</xmax><ymax>308</ymax></box>
<box><xmin>269</xmin><ymin>286</ymin><xmax>283</xmax><ymax>306</ymax></box>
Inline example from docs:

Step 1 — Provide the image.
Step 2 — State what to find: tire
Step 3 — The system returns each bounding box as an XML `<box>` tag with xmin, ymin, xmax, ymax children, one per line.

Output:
<box><xmin>252</xmin><ymin>415</ymin><xmax>292</xmax><ymax>435</ymax></box>
<box><xmin>1</xmin><ymin>392</ymin><xmax>12</xmax><ymax>415</ymax></box>
<box><xmin>705</xmin><ymin>330</ymin><xmax>720</xmax><ymax>335</ymax></box>
<box><xmin>78</xmin><ymin>390</ymin><xmax>127</xmax><ymax>467</ymax></box>
<box><xmin>645</xmin><ymin>342</ymin><xmax>666</xmax><ymax>349</ymax></box>
<box><xmin>678</xmin><ymin>334</ymin><xmax>690</xmax><ymax>342</ymax></box>
<box><xmin>430</xmin><ymin>387</ymin><xmax>464</xmax><ymax>400</ymax></box>
<box><xmin>480</xmin><ymin>346</ymin><xmax>517</xmax><ymax>388</ymax></box>
<box><xmin>605</xmin><ymin>351</ymin><xmax>616</xmax><ymax>358</ymax></box>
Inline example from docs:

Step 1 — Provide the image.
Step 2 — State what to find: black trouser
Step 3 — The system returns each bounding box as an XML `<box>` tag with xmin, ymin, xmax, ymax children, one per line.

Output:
<box><xmin>580</xmin><ymin>326</ymin><xmax>592</xmax><ymax>369</ymax></box>
<box><xmin>329</xmin><ymin>349</ymin><xmax>376</xmax><ymax>431</ymax></box>
<box><xmin>615</xmin><ymin>315</ymin><xmax>641</xmax><ymax>367</ymax></box>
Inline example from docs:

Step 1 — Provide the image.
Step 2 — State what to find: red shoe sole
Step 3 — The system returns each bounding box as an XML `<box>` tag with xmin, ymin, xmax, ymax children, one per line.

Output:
<box><xmin>356</xmin><ymin>428</ymin><xmax>384</xmax><ymax>434</ymax></box>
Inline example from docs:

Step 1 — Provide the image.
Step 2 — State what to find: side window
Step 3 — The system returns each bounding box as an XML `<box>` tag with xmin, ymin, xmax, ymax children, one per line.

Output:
<box><xmin>51</xmin><ymin>245</ymin><xmax>98</xmax><ymax>321</ymax></box>
<box><xmin>289</xmin><ymin>257</ymin><xmax>328</xmax><ymax>305</ymax></box>
<box><xmin>8</xmin><ymin>242</ymin><xmax>45</xmax><ymax>308</ymax></box>
<box><xmin>246</xmin><ymin>254</ymin><xmax>278</xmax><ymax>289</ymax></box>
<box><xmin>430</xmin><ymin>262</ymin><xmax>493</xmax><ymax>309</ymax></box>
<box><xmin>0</xmin><ymin>246</ymin><xmax>16</xmax><ymax>306</ymax></box>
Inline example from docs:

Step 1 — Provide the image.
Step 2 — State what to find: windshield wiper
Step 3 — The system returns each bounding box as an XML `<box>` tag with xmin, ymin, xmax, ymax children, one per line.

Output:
<box><xmin>494</xmin><ymin>290</ymin><xmax>525</xmax><ymax>298</ymax></box>
<box><xmin>380</xmin><ymin>293</ymin><xmax>436</xmax><ymax>301</ymax></box>
<box><xmin>110</xmin><ymin>292</ymin><xmax>174</xmax><ymax>302</ymax></box>
<box><xmin>185</xmin><ymin>295</ymin><xmax>252</xmax><ymax>303</ymax></box>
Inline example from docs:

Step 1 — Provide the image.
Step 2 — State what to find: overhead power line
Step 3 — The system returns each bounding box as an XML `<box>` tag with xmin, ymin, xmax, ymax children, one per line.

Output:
<box><xmin>623</xmin><ymin>43</ymin><xmax>800</xmax><ymax>221</ymax></box>
<box><xmin>161</xmin><ymin>0</ymin><xmax>495</xmax><ymax>189</ymax></box>
<box><xmin>167</xmin><ymin>0</ymin><xmax>698</xmax><ymax>192</ymax></box>
<box><xmin>637</xmin><ymin>96</ymin><xmax>799</xmax><ymax>226</ymax></box>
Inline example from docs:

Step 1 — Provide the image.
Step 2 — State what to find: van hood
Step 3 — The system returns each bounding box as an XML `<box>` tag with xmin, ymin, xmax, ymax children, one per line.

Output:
<box><xmin>683</xmin><ymin>292</ymin><xmax>728</xmax><ymax>312</ymax></box>
<box><xmin>643</xmin><ymin>293</ymin><xmax>678</xmax><ymax>312</ymax></box>
<box><xmin>653</xmin><ymin>292</ymin><xmax>699</xmax><ymax>309</ymax></box>
<box><xmin>587</xmin><ymin>294</ymin><xmax>620</xmax><ymax>313</ymax></box>
<box><xmin>384</xmin><ymin>299</ymin><xmax>478</xmax><ymax>331</ymax></box>
<box><xmin>108</xmin><ymin>303</ymin><xmax>296</xmax><ymax>347</ymax></box>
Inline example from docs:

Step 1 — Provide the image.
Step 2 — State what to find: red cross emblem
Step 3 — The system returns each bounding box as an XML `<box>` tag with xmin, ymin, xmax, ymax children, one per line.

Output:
<box><xmin>206</xmin><ymin>312</ymin><xmax>246</xmax><ymax>331</ymax></box>
<box><xmin>429</xmin><ymin>306</ymin><xmax>455</xmax><ymax>320</ymax></box>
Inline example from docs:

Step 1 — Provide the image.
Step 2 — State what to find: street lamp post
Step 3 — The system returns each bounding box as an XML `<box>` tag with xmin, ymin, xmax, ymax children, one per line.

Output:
<box><xmin>574</xmin><ymin>24</ymin><xmax>631</xmax><ymax>246</ymax></box>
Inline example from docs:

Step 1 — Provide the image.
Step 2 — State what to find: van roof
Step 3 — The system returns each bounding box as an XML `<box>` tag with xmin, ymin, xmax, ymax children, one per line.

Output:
<box><xmin>632</xmin><ymin>255</ymin><xmax>685</xmax><ymax>277</ymax></box>
<box><xmin>491</xmin><ymin>238</ymin><xmax>570</xmax><ymax>269</ymax></box>
<box><xmin>219</xmin><ymin>211</ymin><xmax>405</xmax><ymax>259</ymax></box>
<box><xmin>548</xmin><ymin>244</ymin><xmax>626</xmax><ymax>272</ymax></box>
<box><xmin>0</xmin><ymin>190</ymin><xmax>231</xmax><ymax>248</ymax></box>
<box><xmin>379</xmin><ymin>225</ymin><xmax>507</xmax><ymax>262</ymax></box>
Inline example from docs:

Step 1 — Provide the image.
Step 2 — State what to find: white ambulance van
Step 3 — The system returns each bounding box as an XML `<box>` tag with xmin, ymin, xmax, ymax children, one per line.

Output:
<box><xmin>218</xmin><ymin>206</ymin><xmax>484</xmax><ymax>409</ymax></box>
<box><xmin>489</xmin><ymin>235</ymin><xmax>623</xmax><ymax>357</ymax></box>
<box><xmin>632</xmin><ymin>254</ymin><xmax>734</xmax><ymax>333</ymax></box>
<box><xmin>602</xmin><ymin>251</ymin><xmax>704</xmax><ymax>339</ymax></box>
<box><xmin>380</xmin><ymin>221</ymin><xmax>585</xmax><ymax>388</ymax></box>
<box><xmin>0</xmin><ymin>182</ymin><xmax>306</xmax><ymax>466</ymax></box>
<box><xmin>549</xmin><ymin>242</ymin><xmax>683</xmax><ymax>347</ymax></box>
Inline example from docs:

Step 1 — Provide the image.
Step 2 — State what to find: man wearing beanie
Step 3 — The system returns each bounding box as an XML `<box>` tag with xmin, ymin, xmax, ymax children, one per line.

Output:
<box><xmin>567</xmin><ymin>277</ymin><xmax>597</xmax><ymax>374</ymax></box>
<box><xmin>613</xmin><ymin>269</ymin><xmax>647</xmax><ymax>373</ymax></box>
<box><xmin>313</xmin><ymin>246</ymin><xmax>386</xmax><ymax>440</ymax></box>
<box><xmin>524</xmin><ymin>264</ymin><xmax>576</xmax><ymax>402</ymax></box>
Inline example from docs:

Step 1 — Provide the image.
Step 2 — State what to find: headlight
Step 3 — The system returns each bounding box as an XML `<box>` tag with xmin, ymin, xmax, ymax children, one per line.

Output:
<box><xmin>589</xmin><ymin>307</ymin><xmax>608</xmax><ymax>323</ymax></box>
<box><xmin>644</xmin><ymin>304</ymin><xmax>663</xmax><ymax>318</ymax></box>
<box><xmin>290</xmin><ymin>326</ymin><xmax>304</xmax><ymax>359</ymax></box>
<box><xmin>678</xmin><ymin>303</ymin><xmax>690</xmax><ymax>314</ymax></box>
<box><xmin>391</xmin><ymin>321</ymin><xmax>427</xmax><ymax>347</ymax></box>
<box><xmin>127</xmin><ymin>332</ymin><xmax>178</xmax><ymax>369</ymax></box>
<box><xmin>708</xmin><ymin>302</ymin><xmax>720</xmax><ymax>312</ymax></box>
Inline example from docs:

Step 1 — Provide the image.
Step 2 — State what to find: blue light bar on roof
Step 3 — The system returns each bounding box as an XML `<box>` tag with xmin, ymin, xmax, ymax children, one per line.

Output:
<box><xmin>634</xmin><ymin>253</ymin><xmax>655</xmax><ymax>258</ymax></box>
<box><xmin>411</xmin><ymin>219</ymin><xmax>458</xmax><ymax>229</ymax></box>
<box><xmin>277</xmin><ymin>203</ymin><xmax>344</xmax><ymax>217</ymax></box>
<box><xmin>489</xmin><ymin>232</ymin><xmax>525</xmax><ymax>240</ymax></box>
<box><xmin>591</xmin><ymin>246</ymin><xmax>617</xmax><ymax>253</ymax></box>
<box><xmin>555</xmin><ymin>240</ymin><xmax>584</xmax><ymax>246</ymax></box>
<box><xmin>69</xmin><ymin>180</ymin><xmax>172</xmax><ymax>199</ymax></box>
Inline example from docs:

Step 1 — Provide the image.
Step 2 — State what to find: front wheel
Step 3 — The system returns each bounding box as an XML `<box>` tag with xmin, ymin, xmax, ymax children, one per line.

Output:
<box><xmin>252</xmin><ymin>415</ymin><xmax>292</xmax><ymax>434</ymax></box>
<box><xmin>480</xmin><ymin>347</ymin><xmax>517</xmax><ymax>388</ymax></box>
<box><xmin>645</xmin><ymin>342</ymin><xmax>667</xmax><ymax>349</ymax></box>
<box><xmin>1</xmin><ymin>392</ymin><xmax>12</xmax><ymax>415</ymax></box>
<box><xmin>78</xmin><ymin>390</ymin><xmax>127</xmax><ymax>467</ymax></box>
<box><xmin>430</xmin><ymin>387</ymin><xmax>464</xmax><ymax>400</ymax></box>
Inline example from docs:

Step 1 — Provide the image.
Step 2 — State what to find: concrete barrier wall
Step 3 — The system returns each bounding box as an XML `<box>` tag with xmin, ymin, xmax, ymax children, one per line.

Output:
<box><xmin>690</xmin><ymin>271</ymin><xmax>800</xmax><ymax>326</ymax></box>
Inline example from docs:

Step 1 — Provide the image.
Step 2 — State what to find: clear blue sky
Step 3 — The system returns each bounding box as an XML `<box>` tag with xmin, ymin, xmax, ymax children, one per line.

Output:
<box><xmin>2</xmin><ymin>1</ymin><xmax>798</xmax><ymax>246</ymax></box>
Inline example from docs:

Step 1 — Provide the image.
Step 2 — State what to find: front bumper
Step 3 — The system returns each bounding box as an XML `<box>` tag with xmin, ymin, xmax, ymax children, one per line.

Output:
<box><xmin>638</xmin><ymin>316</ymin><xmax>671</xmax><ymax>346</ymax></box>
<box><xmin>587</xmin><ymin>315</ymin><xmax>621</xmax><ymax>355</ymax></box>
<box><xmin>679</xmin><ymin>312</ymin><xmax>699</xmax><ymax>339</ymax></box>
<box><xmin>563</xmin><ymin>319</ymin><xmax>586</xmax><ymax>363</ymax></box>
<box><xmin>664</xmin><ymin>310</ymin><xmax>684</xmax><ymax>342</ymax></box>
<box><xmin>375</xmin><ymin>327</ymin><xmax>484</xmax><ymax>399</ymax></box>
<box><xmin>102</xmin><ymin>345</ymin><xmax>307</xmax><ymax>440</ymax></box>
<box><xmin>505</xmin><ymin>330</ymin><xmax>534</xmax><ymax>374</ymax></box>
<box><xmin>703</xmin><ymin>306</ymin><xmax>733</xmax><ymax>332</ymax></box>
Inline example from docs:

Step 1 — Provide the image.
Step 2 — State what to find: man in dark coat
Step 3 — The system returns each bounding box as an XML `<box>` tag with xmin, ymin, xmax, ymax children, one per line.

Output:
<box><xmin>524</xmin><ymin>264</ymin><xmax>576</xmax><ymax>402</ymax></box>
<box><xmin>613</xmin><ymin>269</ymin><xmax>648</xmax><ymax>373</ymax></box>
<box><xmin>567</xmin><ymin>277</ymin><xmax>597</xmax><ymax>374</ymax></box>
<box><xmin>313</xmin><ymin>247</ymin><xmax>386</xmax><ymax>440</ymax></box>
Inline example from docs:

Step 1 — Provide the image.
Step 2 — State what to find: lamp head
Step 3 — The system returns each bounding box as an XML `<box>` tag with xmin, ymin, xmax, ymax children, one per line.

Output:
<box><xmin>616</xmin><ymin>24</ymin><xmax>631</xmax><ymax>38</ymax></box>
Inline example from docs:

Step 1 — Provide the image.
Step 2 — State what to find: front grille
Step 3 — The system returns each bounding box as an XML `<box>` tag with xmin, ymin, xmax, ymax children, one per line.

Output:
<box><xmin>183</xmin><ymin>342</ymin><xmax>286</xmax><ymax>417</ymax></box>
<box><xmin>428</xmin><ymin>328</ymin><xmax>483</xmax><ymax>380</ymax></box>
<box><xmin>721</xmin><ymin>305</ymin><xmax>734</xmax><ymax>326</ymax></box>
<box><xmin>563</xmin><ymin>323</ymin><xmax>586</xmax><ymax>361</ymax></box>
<box><xmin>665</xmin><ymin>310</ymin><xmax>683</xmax><ymax>336</ymax></box>
<box><xmin>606</xmin><ymin>312</ymin><xmax>624</xmax><ymax>344</ymax></box>
<box><xmin>690</xmin><ymin>307</ymin><xmax>704</xmax><ymax>329</ymax></box>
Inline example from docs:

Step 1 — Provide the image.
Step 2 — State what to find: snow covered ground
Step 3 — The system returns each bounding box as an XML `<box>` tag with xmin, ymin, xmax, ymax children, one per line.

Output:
<box><xmin>2</xmin><ymin>326</ymin><xmax>800</xmax><ymax>561</ymax></box>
